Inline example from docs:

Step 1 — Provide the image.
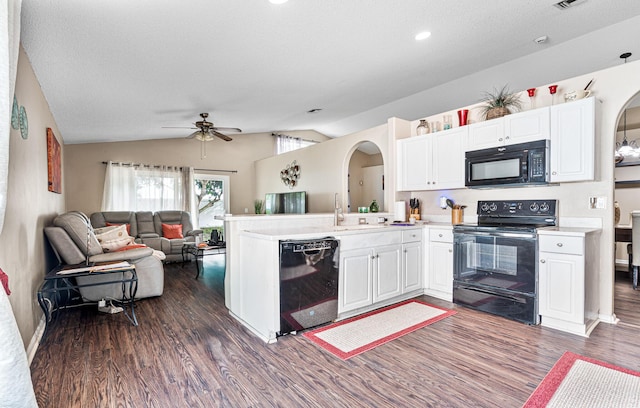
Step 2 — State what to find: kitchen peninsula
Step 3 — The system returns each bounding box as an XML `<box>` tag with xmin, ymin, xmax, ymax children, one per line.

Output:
<box><xmin>222</xmin><ymin>213</ymin><xmax>454</xmax><ymax>343</ymax></box>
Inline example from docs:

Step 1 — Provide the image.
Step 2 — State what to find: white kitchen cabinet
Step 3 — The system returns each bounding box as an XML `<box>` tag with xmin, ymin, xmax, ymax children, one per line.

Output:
<box><xmin>402</xmin><ymin>229</ymin><xmax>422</xmax><ymax>293</ymax></box>
<box><xmin>466</xmin><ymin>107</ymin><xmax>550</xmax><ymax>151</ymax></box>
<box><xmin>538</xmin><ymin>229</ymin><xmax>600</xmax><ymax>337</ymax></box>
<box><xmin>397</xmin><ymin>127</ymin><xmax>466</xmax><ymax>191</ymax></box>
<box><xmin>340</xmin><ymin>247</ymin><xmax>374</xmax><ymax>312</ymax></box>
<box><xmin>339</xmin><ymin>228</ymin><xmax>422</xmax><ymax>315</ymax></box>
<box><xmin>424</xmin><ymin>227</ymin><xmax>453</xmax><ymax>301</ymax></box>
<box><xmin>372</xmin><ymin>244</ymin><xmax>403</xmax><ymax>302</ymax></box>
<box><xmin>549</xmin><ymin>97</ymin><xmax>595</xmax><ymax>183</ymax></box>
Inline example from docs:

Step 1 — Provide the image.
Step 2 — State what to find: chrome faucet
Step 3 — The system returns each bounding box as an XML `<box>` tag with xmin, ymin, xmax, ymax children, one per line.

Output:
<box><xmin>334</xmin><ymin>193</ymin><xmax>344</xmax><ymax>226</ymax></box>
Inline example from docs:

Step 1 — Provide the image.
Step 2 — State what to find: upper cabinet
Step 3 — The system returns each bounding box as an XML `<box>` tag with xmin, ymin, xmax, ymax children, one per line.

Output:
<box><xmin>549</xmin><ymin>97</ymin><xmax>595</xmax><ymax>183</ymax></box>
<box><xmin>397</xmin><ymin>126</ymin><xmax>467</xmax><ymax>191</ymax></box>
<box><xmin>466</xmin><ymin>108</ymin><xmax>550</xmax><ymax>151</ymax></box>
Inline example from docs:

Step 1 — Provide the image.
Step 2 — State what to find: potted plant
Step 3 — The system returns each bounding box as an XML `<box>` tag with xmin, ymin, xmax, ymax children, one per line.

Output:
<box><xmin>480</xmin><ymin>85</ymin><xmax>523</xmax><ymax>120</ymax></box>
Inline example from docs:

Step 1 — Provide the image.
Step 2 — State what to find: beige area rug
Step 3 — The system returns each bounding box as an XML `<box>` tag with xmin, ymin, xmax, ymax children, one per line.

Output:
<box><xmin>303</xmin><ymin>299</ymin><xmax>455</xmax><ymax>360</ymax></box>
<box><xmin>523</xmin><ymin>351</ymin><xmax>640</xmax><ymax>407</ymax></box>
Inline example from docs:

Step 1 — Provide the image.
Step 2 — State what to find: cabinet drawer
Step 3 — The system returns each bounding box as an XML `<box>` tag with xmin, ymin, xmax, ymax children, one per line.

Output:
<box><xmin>402</xmin><ymin>229</ymin><xmax>422</xmax><ymax>243</ymax></box>
<box><xmin>539</xmin><ymin>235</ymin><xmax>583</xmax><ymax>255</ymax></box>
<box><xmin>429</xmin><ymin>228</ymin><xmax>453</xmax><ymax>243</ymax></box>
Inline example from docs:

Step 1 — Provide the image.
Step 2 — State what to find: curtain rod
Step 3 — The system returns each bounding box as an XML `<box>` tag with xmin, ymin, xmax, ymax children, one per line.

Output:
<box><xmin>271</xmin><ymin>132</ymin><xmax>319</xmax><ymax>144</ymax></box>
<box><xmin>102</xmin><ymin>161</ymin><xmax>238</xmax><ymax>173</ymax></box>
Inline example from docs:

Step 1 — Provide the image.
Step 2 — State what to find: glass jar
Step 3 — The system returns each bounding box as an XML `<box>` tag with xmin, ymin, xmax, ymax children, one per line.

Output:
<box><xmin>416</xmin><ymin>119</ymin><xmax>429</xmax><ymax>135</ymax></box>
<box><xmin>369</xmin><ymin>199</ymin><xmax>379</xmax><ymax>213</ymax></box>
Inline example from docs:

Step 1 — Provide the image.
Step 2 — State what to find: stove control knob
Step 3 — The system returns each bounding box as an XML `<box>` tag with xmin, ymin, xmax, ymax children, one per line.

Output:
<box><xmin>489</xmin><ymin>203</ymin><xmax>498</xmax><ymax>212</ymax></box>
<box><xmin>530</xmin><ymin>203</ymin><xmax>539</xmax><ymax>212</ymax></box>
<box><xmin>481</xmin><ymin>203</ymin><xmax>490</xmax><ymax>212</ymax></box>
<box><xmin>540</xmin><ymin>202</ymin><xmax>550</xmax><ymax>212</ymax></box>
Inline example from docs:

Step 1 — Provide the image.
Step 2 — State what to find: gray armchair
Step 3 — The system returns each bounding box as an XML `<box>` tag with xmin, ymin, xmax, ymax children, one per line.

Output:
<box><xmin>45</xmin><ymin>211</ymin><xmax>164</xmax><ymax>301</ymax></box>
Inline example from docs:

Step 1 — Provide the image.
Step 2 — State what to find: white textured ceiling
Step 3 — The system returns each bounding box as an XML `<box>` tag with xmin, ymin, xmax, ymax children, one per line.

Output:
<box><xmin>20</xmin><ymin>0</ymin><xmax>640</xmax><ymax>144</ymax></box>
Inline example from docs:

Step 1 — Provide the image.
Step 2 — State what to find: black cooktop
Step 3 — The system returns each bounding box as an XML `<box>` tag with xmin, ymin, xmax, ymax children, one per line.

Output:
<box><xmin>457</xmin><ymin>200</ymin><xmax>558</xmax><ymax>230</ymax></box>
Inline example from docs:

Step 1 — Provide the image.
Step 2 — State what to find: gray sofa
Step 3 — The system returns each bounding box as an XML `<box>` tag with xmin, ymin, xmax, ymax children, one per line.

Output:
<box><xmin>90</xmin><ymin>210</ymin><xmax>202</xmax><ymax>262</ymax></box>
<box><xmin>46</xmin><ymin>211</ymin><xmax>164</xmax><ymax>301</ymax></box>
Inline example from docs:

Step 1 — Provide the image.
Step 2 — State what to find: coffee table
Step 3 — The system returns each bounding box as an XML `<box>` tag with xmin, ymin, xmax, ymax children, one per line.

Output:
<box><xmin>182</xmin><ymin>243</ymin><xmax>226</xmax><ymax>278</ymax></box>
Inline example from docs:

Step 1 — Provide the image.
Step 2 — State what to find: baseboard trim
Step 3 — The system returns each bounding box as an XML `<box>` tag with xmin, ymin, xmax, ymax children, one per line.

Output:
<box><xmin>27</xmin><ymin>315</ymin><xmax>46</xmax><ymax>366</ymax></box>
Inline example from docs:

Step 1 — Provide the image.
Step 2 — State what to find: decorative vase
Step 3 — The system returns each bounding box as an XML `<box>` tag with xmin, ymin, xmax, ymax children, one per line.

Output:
<box><xmin>369</xmin><ymin>199</ymin><xmax>379</xmax><ymax>213</ymax></box>
<box><xmin>416</xmin><ymin>119</ymin><xmax>429</xmax><ymax>135</ymax></box>
<box><xmin>486</xmin><ymin>107</ymin><xmax>510</xmax><ymax>120</ymax></box>
<box><xmin>457</xmin><ymin>109</ymin><xmax>469</xmax><ymax>126</ymax></box>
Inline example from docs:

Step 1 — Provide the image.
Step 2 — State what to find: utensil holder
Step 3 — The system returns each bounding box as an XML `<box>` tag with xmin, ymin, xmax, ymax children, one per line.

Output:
<box><xmin>451</xmin><ymin>208</ymin><xmax>464</xmax><ymax>225</ymax></box>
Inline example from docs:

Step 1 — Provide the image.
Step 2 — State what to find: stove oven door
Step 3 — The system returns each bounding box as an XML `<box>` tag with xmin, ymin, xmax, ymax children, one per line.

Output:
<box><xmin>453</xmin><ymin>229</ymin><xmax>537</xmax><ymax>294</ymax></box>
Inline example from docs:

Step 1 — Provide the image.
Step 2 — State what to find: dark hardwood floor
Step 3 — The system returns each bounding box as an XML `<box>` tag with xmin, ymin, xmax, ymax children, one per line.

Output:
<box><xmin>31</xmin><ymin>257</ymin><xmax>640</xmax><ymax>407</ymax></box>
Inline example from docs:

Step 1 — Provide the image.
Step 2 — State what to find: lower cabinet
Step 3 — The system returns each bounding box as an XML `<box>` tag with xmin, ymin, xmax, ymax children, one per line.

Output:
<box><xmin>339</xmin><ymin>228</ymin><xmax>422</xmax><ymax>315</ymax></box>
<box><xmin>538</xmin><ymin>230</ymin><xmax>600</xmax><ymax>337</ymax></box>
<box><xmin>424</xmin><ymin>227</ymin><xmax>454</xmax><ymax>301</ymax></box>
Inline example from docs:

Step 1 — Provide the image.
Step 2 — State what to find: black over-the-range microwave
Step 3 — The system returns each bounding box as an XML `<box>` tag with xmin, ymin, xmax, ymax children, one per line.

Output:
<box><xmin>465</xmin><ymin>139</ymin><xmax>550</xmax><ymax>188</ymax></box>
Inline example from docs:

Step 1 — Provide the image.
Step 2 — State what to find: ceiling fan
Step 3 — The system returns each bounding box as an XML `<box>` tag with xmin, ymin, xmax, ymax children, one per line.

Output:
<box><xmin>164</xmin><ymin>113</ymin><xmax>242</xmax><ymax>142</ymax></box>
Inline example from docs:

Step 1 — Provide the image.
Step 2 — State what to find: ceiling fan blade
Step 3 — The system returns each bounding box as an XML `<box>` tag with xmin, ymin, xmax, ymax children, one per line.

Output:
<box><xmin>162</xmin><ymin>126</ymin><xmax>198</xmax><ymax>129</ymax></box>
<box><xmin>213</xmin><ymin>130</ymin><xmax>233</xmax><ymax>142</ymax></box>
<box><xmin>212</xmin><ymin>126</ymin><xmax>242</xmax><ymax>133</ymax></box>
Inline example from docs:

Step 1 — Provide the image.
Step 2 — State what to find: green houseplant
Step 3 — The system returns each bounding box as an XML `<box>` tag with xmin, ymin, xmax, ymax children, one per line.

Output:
<box><xmin>480</xmin><ymin>85</ymin><xmax>523</xmax><ymax>120</ymax></box>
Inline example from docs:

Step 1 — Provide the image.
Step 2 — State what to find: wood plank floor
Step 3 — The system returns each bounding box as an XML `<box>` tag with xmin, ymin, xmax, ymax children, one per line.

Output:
<box><xmin>31</xmin><ymin>257</ymin><xmax>640</xmax><ymax>407</ymax></box>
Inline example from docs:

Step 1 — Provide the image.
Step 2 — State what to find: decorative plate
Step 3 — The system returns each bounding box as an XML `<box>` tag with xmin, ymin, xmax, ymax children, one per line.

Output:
<box><xmin>19</xmin><ymin>106</ymin><xmax>28</xmax><ymax>139</ymax></box>
<box><xmin>11</xmin><ymin>95</ymin><xmax>19</xmax><ymax>130</ymax></box>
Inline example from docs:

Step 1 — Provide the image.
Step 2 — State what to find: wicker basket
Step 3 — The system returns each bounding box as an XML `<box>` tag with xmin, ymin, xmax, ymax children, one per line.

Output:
<box><xmin>486</xmin><ymin>107</ymin><xmax>511</xmax><ymax>120</ymax></box>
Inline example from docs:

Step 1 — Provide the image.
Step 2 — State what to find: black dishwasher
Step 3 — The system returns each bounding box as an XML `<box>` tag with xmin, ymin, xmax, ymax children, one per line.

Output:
<box><xmin>278</xmin><ymin>237</ymin><xmax>339</xmax><ymax>336</ymax></box>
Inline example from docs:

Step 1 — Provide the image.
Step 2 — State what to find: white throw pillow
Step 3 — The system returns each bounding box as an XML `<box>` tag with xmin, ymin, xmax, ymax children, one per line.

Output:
<box><xmin>95</xmin><ymin>224</ymin><xmax>134</xmax><ymax>252</ymax></box>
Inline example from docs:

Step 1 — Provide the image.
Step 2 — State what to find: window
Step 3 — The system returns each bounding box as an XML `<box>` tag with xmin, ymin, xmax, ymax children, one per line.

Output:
<box><xmin>193</xmin><ymin>173</ymin><xmax>229</xmax><ymax>240</ymax></box>
<box><xmin>275</xmin><ymin>133</ymin><xmax>318</xmax><ymax>155</ymax></box>
<box><xmin>102</xmin><ymin>162</ymin><xmax>190</xmax><ymax>212</ymax></box>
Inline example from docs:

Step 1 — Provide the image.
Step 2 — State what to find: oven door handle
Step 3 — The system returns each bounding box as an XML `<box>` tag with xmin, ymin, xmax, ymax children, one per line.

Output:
<box><xmin>453</xmin><ymin>230</ymin><xmax>537</xmax><ymax>239</ymax></box>
<box><xmin>458</xmin><ymin>285</ymin><xmax>527</xmax><ymax>304</ymax></box>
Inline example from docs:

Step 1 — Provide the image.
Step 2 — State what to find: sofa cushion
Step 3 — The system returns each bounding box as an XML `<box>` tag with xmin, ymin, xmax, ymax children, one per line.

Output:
<box><xmin>162</xmin><ymin>223</ymin><xmax>183</xmax><ymax>239</ymax></box>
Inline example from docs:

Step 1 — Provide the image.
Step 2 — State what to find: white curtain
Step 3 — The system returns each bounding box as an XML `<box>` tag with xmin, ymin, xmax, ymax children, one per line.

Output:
<box><xmin>275</xmin><ymin>133</ymin><xmax>317</xmax><ymax>155</ymax></box>
<box><xmin>0</xmin><ymin>0</ymin><xmax>22</xmax><ymax>235</ymax></box>
<box><xmin>102</xmin><ymin>162</ymin><xmax>191</xmax><ymax>212</ymax></box>
<box><xmin>101</xmin><ymin>161</ymin><xmax>137</xmax><ymax>211</ymax></box>
<box><xmin>182</xmin><ymin>166</ymin><xmax>197</xmax><ymax>226</ymax></box>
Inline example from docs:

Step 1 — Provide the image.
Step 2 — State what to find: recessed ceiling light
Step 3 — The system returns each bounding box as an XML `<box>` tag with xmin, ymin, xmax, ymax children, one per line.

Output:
<box><xmin>415</xmin><ymin>31</ymin><xmax>431</xmax><ymax>41</ymax></box>
<box><xmin>269</xmin><ymin>0</ymin><xmax>288</xmax><ymax>4</ymax></box>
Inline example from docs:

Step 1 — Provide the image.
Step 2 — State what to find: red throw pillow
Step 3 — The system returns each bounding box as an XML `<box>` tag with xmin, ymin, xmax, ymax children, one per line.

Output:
<box><xmin>162</xmin><ymin>223</ymin><xmax>183</xmax><ymax>239</ymax></box>
<box><xmin>106</xmin><ymin>222</ymin><xmax>131</xmax><ymax>235</ymax></box>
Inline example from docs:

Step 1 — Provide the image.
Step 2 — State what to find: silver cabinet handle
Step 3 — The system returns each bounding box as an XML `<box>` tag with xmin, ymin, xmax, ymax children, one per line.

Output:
<box><xmin>439</xmin><ymin>233</ymin><xmax>443</xmax><ymax>237</ymax></box>
<box><xmin>540</xmin><ymin>259</ymin><xmax>546</xmax><ymax>263</ymax></box>
<box><xmin>498</xmin><ymin>137</ymin><xmax>503</xmax><ymax>141</ymax></box>
<box><xmin>448</xmin><ymin>249</ymin><xmax>452</xmax><ymax>253</ymax></box>
<box><xmin>505</xmin><ymin>136</ymin><xmax>510</xmax><ymax>140</ymax></box>
<box><xmin>552</xmin><ymin>171</ymin><xmax>557</xmax><ymax>175</ymax></box>
<box><xmin>557</xmin><ymin>243</ymin><xmax>563</xmax><ymax>247</ymax></box>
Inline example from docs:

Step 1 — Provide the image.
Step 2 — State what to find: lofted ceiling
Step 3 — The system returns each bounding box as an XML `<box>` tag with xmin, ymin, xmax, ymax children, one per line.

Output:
<box><xmin>20</xmin><ymin>0</ymin><xmax>640</xmax><ymax>145</ymax></box>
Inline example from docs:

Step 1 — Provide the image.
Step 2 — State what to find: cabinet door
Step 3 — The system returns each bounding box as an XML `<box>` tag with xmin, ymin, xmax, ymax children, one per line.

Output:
<box><xmin>339</xmin><ymin>248</ymin><xmax>373</xmax><ymax>313</ymax></box>
<box><xmin>549</xmin><ymin>97</ymin><xmax>595</xmax><ymax>182</ymax></box>
<box><xmin>431</xmin><ymin>127</ymin><xmax>466</xmax><ymax>189</ymax></box>
<box><xmin>467</xmin><ymin>119</ymin><xmax>504</xmax><ymax>150</ymax></box>
<box><xmin>504</xmin><ymin>107</ymin><xmax>550</xmax><ymax>144</ymax></box>
<box><xmin>373</xmin><ymin>244</ymin><xmax>402</xmax><ymax>302</ymax></box>
<box><xmin>402</xmin><ymin>241</ymin><xmax>422</xmax><ymax>293</ymax></box>
<box><xmin>397</xmin><ymin>136</ymin><xmax>430</xmax><ymax>191</ymax></box>
<box><xmin>429</xmin><ymin>241</ymin><xmax>453</xmax><ymax>294</ymax></box>
<box><xmin>538</xmin><ymin>251</ymin><xmax>585</xmax><ymax>323</ymax></box>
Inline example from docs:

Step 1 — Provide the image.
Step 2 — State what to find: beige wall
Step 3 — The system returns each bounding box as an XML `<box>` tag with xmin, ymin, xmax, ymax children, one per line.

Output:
<box><xmin>254</xmin><ymin>124</ymin><xmax>392</xmax><ymax>213</ymax></box>
<box><xmin>64</xmin><ymin>130</ymin><xmax>328</xmax><ymax>216</ymax></box>
<box><xmin>0</xmin><ymin>47</ymin><xmax>65</xmax><ymax>349</ymax></box>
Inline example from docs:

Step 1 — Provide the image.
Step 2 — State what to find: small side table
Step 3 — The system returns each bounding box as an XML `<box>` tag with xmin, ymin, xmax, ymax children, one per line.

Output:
<box><xmin>37</xmin><ymin>263</ymin><xmax>138</xmax><ymax>335</ymax></box>
<box><xmin>182</xmin><ymin>243</ymin><xmax>226</xmax><ymax>278</ymax></box>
